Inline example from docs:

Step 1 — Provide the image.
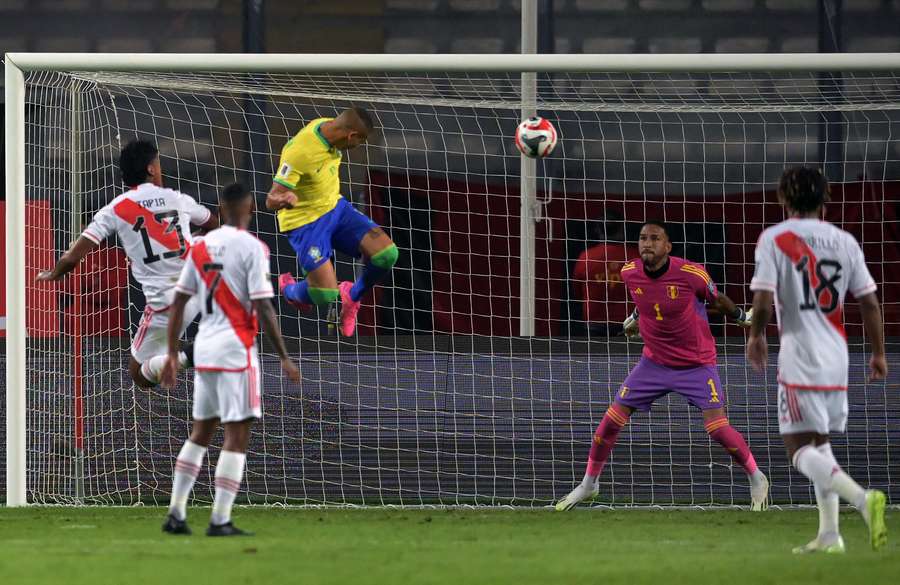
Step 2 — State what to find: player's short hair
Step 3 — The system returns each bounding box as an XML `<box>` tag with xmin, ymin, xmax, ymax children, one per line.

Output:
<box><xmin>220</xmin><ymin>182</ymin><xmax>251</xmax><ymax>205</ymax></box>
<box><xmin>778</xmin><ymin>166</ymin><xmax>830</xmax><ymax>213</ymax></box>
<box><xmin>119</xmin><ymin>140</ymin><xmax>159</xmax><ymax>187</ymax></box>
<box><xmin>641</xmin><ymin>220</ymin><xmax>670</xmax><ymax>240</ymax></box>
<box><xmin>345</xmin><ymin>106</ymin><xmax>374</xmax><ymax>133</ymax></box>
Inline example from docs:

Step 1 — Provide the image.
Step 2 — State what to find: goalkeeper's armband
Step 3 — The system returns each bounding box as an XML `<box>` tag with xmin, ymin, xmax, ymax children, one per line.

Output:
<box><xmin>622</xmin><ymin>308</ymin><xmax>640</xmax><ymax>338</ymax></box>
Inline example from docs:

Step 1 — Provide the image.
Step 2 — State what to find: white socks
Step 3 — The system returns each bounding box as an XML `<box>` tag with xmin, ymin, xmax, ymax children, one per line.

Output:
<box><xmin>141</xmin><ymin>351</ymin><xmax>189</xmax><ymax>385</ymax></box>
<box><xmin>793</xmin><ymin>442</ymin><xmax>868</xmax><ymax>526</ymax></box>
<box><xmin>168</xmin><ymin>440</ymin><xmax>207</xmax><ymax>521</ymax></box>
<box><xmin>211</xmin><ymin>450</ymin><xmax>246</xmax><ymax>526</ymax></box>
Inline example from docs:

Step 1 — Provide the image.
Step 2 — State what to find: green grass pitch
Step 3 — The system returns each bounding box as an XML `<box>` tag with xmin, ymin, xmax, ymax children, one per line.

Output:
<box><xmin>0</xmin><ymin>507</ymin><xmax>896</xmax><ymax>585</ymax></box>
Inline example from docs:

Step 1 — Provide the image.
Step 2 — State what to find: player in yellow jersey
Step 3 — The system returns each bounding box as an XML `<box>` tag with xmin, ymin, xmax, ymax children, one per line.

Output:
<box><xmin>268</xmin><ymin>107</ymin><xmax>399</xmax><ymax>336</ymax></box>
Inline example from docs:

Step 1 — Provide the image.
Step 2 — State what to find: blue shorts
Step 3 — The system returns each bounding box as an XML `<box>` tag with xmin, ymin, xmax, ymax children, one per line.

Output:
<box><xmin>614</xmin><ymin>356</ymin><xmax>725</xmax><ymax>412</ymax></box>
<box><xmin>286</xmin><ymin>198</ymin><xmax>378</xmax><ymax>274</ymax></box>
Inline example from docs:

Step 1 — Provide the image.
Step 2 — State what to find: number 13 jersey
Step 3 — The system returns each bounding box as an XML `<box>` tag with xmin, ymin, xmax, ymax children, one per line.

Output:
<box><xmin>751</xmin><ymin>218</ymin><xmax>877</xmax><ymax>390</ymax></box>
<box><xmin>82</xmin><ymin>183</ymin><xmax>212</xmax><ymax>309</ymax></box>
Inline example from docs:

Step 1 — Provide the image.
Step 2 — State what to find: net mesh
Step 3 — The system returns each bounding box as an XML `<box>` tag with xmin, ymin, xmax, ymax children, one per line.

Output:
<box><xmin>8</xmin><ymin>67</ymin><xmax>899</xmax><ymax>506</ymax></box>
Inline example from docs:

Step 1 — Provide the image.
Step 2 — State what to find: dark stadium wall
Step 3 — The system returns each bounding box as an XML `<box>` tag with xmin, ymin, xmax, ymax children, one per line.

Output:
<box><xmin>365</xmin><ymin>171</ymin><xmax>900</xmax><ymax>338</ymax></box>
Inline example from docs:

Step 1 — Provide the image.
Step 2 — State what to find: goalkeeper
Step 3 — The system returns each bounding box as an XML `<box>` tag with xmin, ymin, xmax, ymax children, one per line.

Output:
<box><xmin>557</xmin><ymin>221</ymin><xmax>769</xmax><ymax>511</ymax></box>
<box><xmin>268</xmin><ymin>107</ymin><xmax>398</xmax><ymax>336</ymax></box>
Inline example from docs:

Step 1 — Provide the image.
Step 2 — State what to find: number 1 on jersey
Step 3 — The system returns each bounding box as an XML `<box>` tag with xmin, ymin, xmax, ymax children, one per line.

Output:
<box><xmin>653</xmin><ymin>303</ymin><xmax>663</xmax><ymax>321</ymax></box>
<box><xmin>202</xmin><ymin>262</ymin><xmax>224</xmax><ymax>315</ymax></box>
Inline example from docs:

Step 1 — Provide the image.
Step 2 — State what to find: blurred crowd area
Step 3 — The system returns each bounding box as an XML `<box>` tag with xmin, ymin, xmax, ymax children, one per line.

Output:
<box><xmin>1</xmin><ymin>1</ymin><xmax>900</xmax><ymax>59</ymax></box>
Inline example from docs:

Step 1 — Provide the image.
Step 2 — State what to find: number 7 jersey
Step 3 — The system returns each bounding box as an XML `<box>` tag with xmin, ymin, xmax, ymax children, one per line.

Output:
<box><xmin>750</xmin><ymin>218</ymin><xmax>877</xmax><ymax>390</ymax></box>
<box><xmin>174</xmin><ymin>225</ymin><xmax>274</xmax><ymax>371</ymax></box>
<box><xmin>82</xmin><ymin>183</ymin><xmax>212</xmax><ymax>308</ymax></box>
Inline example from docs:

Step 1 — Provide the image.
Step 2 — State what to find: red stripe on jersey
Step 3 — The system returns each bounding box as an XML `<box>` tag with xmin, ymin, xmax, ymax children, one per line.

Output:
<box><xmin>774</xmin><ymin>230</ymin><xmax>846</xmax><ymax>339</ymax></box>
<box><xmin>191</xmin><ymin>241</ymin><xmax>258</xmax><ymax>349</ymax></box>
<box><xmin>113</xmin><ymin>198</ymin><xmax>186</xmax><ymax>254</ymax></box>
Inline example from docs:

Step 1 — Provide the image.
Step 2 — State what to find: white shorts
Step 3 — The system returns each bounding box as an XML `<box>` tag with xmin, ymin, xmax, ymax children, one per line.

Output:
<box><xmin>192</xmin><ymin>362</ymin><xmax>262</xmax><ymax>423</ymax></box>
<box><xmin>130</xmin><ymin>297</ymin><xmax>201</xmax><ymax>362</ymax></box>
<box><xmin>778</xmin><ymin>384</ymin><xmax>848</xmax><ymax>435</ymax></box>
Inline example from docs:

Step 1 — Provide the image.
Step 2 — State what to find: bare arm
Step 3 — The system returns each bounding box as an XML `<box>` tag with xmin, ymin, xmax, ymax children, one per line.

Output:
<box><xmin>159</xmin><ymin>292</ymin><xmax>191</xmax><ymax>387</ymax></box>
<box><xmin>194</xmin><ymin>212</ymin><xmax>220</xmax><ymax>234</ymax></box>
<box><xmin>711</xmin><ymin>292</ymin><xmax>752</xmax><ymax>326</ymax></box>
<box><xmin>746</xmin><ymin>290</ymin><xmax>774</xmax><ymax>373</ymax></box>
<box><xmin>266</xmin><ymin>182</ymin><xmax>298</xmax><ymax>211</ymax></box>
<box><xmin>858</xmin><ymin>292</ymin><xmax>888</xmax><ymax>381</ymax></box>
<box><xmin>748</xmin><ymin>290</ymin><xmax>774</xmax><ymax>338</ymax></box>
<box><xmin>36</xmin><ymin>236</ymin><xmax>98</xmax><ymax>282</ymax></box>
<box><xmin>254</xmin><ymin>298</ymin><xmax>301</xmax><ymax>382</ymax></box>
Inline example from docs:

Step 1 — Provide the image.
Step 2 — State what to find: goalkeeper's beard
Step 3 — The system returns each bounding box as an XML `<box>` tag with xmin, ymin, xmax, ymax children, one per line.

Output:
<box><xmin>641</xmin><ymin>250</ymin><xmax>666</xmax><ymax>271</ymax></box>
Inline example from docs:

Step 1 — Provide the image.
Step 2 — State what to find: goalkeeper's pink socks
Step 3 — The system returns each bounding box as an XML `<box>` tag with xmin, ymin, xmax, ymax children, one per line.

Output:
<box><xmin>583</xmin><ymin>404</ymin><xmax>631</xmax><ymax>482</ymax></box>
<box><xmin>705</xmin><ymin>416</ymin><xmax>759</xmax><ymax>475</ymax></box>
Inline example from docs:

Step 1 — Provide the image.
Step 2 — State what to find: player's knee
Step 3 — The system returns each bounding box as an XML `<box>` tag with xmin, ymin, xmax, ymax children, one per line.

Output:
<box><xmin>308</xmin><ymin>287</ymin><xmax>340</xmax><ymax>305</ymax></box>
<box><xmin>370</xmin><ymin>244</ymin><xmax>399</xmax><ymax>270</ymax></box>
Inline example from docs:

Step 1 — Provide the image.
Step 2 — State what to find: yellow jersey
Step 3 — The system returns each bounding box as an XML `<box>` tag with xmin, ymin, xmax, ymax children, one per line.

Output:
<box><xmin>272</xmin><ymin>117</ymin><xmax>343</xmax><ymax>232</ymax></box>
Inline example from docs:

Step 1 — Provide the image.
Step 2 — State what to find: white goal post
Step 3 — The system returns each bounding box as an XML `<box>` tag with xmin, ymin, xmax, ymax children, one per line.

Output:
<box><xmin>6</xmin><ymin>52</ymin><xmax>900</xmax><ymax>507</ymax></box>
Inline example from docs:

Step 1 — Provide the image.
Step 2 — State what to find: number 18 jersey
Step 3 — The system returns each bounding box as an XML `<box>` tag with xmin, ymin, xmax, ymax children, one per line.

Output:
<box><xmin>750</xmin><ymin>218</ymin><xmax>877</xmax><ymax>390</ymax></box>
<box><xmin>82</xmin><ymin>183</ymin><xmax>212</xmax><ymax>309</ymax></box>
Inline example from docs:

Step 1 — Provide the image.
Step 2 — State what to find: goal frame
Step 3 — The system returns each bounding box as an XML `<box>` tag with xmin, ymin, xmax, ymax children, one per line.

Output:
<box><xmin>6</xmin><ymin>51</ymin><xmax>900</xmax><ymax>507</ymax></box>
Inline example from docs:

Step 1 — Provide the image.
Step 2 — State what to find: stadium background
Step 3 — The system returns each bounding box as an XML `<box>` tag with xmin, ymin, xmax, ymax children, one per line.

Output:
<box><xmin>1</xmin><ymin>0</ymin><xmax>899</xmax><ymax>506</ymax></box>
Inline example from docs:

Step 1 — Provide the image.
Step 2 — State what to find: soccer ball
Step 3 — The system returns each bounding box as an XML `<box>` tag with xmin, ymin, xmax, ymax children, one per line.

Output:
<box><xmin>514</xmin><ymin>116</ymin><xmax>558</xmax><ymax>159</ymax></box>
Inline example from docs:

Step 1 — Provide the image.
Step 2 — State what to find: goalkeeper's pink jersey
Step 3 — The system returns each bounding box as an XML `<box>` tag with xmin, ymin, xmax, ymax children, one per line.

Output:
<box><xmin>621</xmin><ymin>256</ymin><xmax>719</xmax><ymax>367</ymax></box>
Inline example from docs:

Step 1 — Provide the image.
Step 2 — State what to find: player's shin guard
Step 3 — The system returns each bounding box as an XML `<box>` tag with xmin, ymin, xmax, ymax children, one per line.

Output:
<box><xmin>169</xmin><ymin>440</ymin><xmax>207</xmax><ymax>521</ymax></box>
<box><xmin>349</xmin><ymin>244</ymin><xmax>398</xmax><ymax>302</ymax></box>
<box><xmin>212</xmin><ymin>451</ymin><xmax>246</xmax><ymax>526</ymax></box>
<box><xmin>283</xmin><ymin>277</ymin><xmax>339</xmax><ymax>306</ymax></box>
<box><xmin>583</xmin><ymin>404</ymin><xmax>630</xmax><ymax>484</ymax></box>
<box><xmin>705</xmin><ymin>417</ymin><xmax>759</xmax><ymax>475</ymax></box>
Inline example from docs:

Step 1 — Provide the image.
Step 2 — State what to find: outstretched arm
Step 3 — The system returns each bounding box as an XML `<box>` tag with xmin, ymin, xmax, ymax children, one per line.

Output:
<box><xmin>160</xmin><ymin>291</ymin><xmax>191</xmax><ymax>387</ymax></box>
<box><xmin>194</xmin><ymin>212</ymin><xmax>220</xmax><ymax>234</ymax></box>
<box><xmin>746</xmin><ymin>290</ymin><xmax>774</xmax><ymax>372</ymax></box>
<box><xmin>254</xmin><ymin>298</ymin><xmax>301</xmax><ymax>382</ymax></box>
<box><xmin>711</xmin><ymin>292</ymin><xmax>752</xmax><ymax>327</ymax></box>
<box><xmin>858</xmin><ymin>292</ymin><xmax>887</xmax><ymax>381</ymax></box>
<box><xmin>36</xmin><ymin>236</ymin><xmax>98</xmax><ymax>282</ymax></box>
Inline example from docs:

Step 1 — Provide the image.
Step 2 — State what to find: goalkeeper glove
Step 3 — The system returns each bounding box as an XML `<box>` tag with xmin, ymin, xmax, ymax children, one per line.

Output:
<box><xmin>622</xmin><ymin>308</ymin><xmax>640</xmax><ymax>338</ymax></box>
<box><xmin>731</xmin><ymin>307</ymin><xmax>753</xmax><ymax>328</ymax></box>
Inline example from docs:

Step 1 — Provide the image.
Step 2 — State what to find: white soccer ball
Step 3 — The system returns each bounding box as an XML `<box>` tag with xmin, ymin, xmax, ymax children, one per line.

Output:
<box><xmin>515</xmin><ymin>116</ymin><xmax>558</xmax><ymax>159</ymax></box>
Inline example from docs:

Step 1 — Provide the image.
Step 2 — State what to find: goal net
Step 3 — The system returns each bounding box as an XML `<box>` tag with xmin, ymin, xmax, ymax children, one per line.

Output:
<box><xmin>5</xmin><ymin>54</ymin><xmax>899</xmax><ymax>507</ymax></box>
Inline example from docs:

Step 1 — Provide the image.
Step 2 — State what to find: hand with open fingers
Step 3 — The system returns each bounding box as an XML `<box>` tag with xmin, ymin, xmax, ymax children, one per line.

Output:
<box><xmin>36</xmin><ymin>270</ymin><xmax>61</xmax><ymax>282</ymax></box>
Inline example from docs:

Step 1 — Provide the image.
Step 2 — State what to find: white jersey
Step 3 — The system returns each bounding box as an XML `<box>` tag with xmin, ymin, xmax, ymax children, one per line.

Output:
<box><xmin>82</xmin><ymin>183</ymin><xmax>212</xmax><ymax>309</ymax></box>
<box><xmin>750</xmin><ymin>218</ymin><xmax>877</xmax><ymax>390</ymax></box>
<box><xmin>174</xmin><ymin>225</ymin><xmax>274</xmax><ymax>371</ymax></box>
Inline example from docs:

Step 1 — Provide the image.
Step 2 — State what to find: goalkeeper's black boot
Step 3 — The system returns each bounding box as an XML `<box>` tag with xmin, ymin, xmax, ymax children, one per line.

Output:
<box><xmin>206</xmin><ymin>521</ymin><xmax>253</xmax><ymax>537</ymax></box>
<box><xmin>162</xmin><ymin>513</ymin><xmax>191</xmax><ymax>535</ymax></box>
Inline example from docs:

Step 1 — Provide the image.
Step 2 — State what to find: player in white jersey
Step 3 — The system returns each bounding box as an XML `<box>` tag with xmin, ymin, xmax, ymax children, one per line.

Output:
<box><xmin>160</xmin><ymin>183</ymin><xmax>300</xmax><ymax>537</ymax></box>
<box><xmin>37</xmin><ymin>140</ymin><xmax>219</xmax><ymax>388</ymax></box>
<box><xmin>747</xmin><ymin>167</ymin><xmax>888</xmax><ymax>553</ymax></box>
